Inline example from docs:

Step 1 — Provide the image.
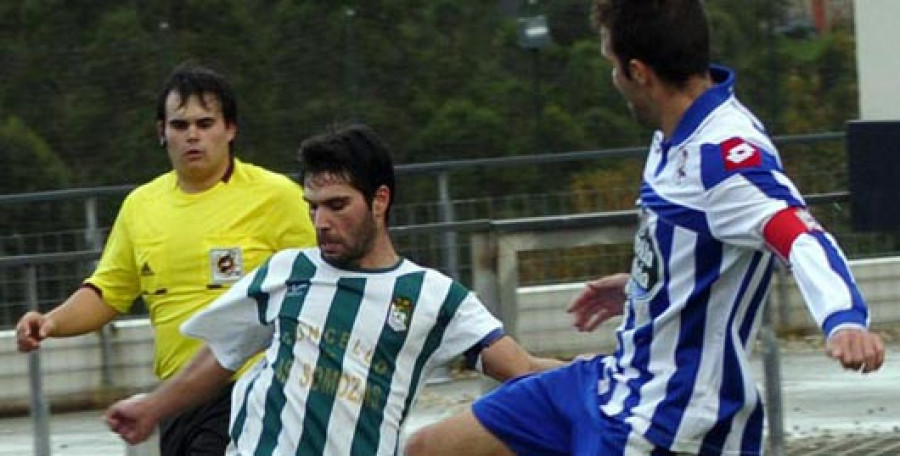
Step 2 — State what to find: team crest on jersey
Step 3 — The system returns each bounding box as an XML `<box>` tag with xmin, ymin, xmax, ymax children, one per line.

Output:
<box><xmin>720</xmin><ymin>137</ymin><xmax>762</xmax><ymax>172</ymax></box>
<box><xmin>209</xmin><ymin>247</ymin><xmax>243</xmax><ymax>284</ymax></box>
<box><xmin>387</xmin><ymin>296</ymin><xmax>413</xmax><ymax>332</ymax></box>
<box><xmin>629</xmin><ymin>221</ymin><xmax>663</xmax><ymax>303</ymax></box>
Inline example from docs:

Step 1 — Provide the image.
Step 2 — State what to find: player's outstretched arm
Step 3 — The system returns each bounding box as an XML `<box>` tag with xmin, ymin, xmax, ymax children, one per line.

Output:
<box><xmin>826</xmin><ymin>327</ymin><xmax>885</xmax><ymax>373</ymax></box>
<box><xmin>759</xmin><ymin>207</ymin><xmax>886</xmax><ymax>373</ymax></box>
<box><xmin>15</xmin><ymin>287</ymin><xmax>119</xmax><ymax>352</ymax></box>
<box><xmin>761</xmin><ymin>207</ymin><xmax>885</xmax><ymax>373</ymax></box>
<box><xmin>480</xmin><ymin>336</ymin><xmax>565</xmax><ymax>382</ymax></box>
<box><xmin>105</xmin><ymin>346</ymin><xmax>233</xmax><ymax>444</ymax></box>
<box><xmin>567</xmin><ymin>272</ymin><xmax>629</xmax><ymax>332</ymax></box>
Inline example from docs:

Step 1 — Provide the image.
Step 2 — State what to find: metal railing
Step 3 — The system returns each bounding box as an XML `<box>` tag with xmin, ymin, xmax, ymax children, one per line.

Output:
<box><xmin>0</xmin><ymin>131</ymin><xmax>856</xmax><ymax>275</ymax></box>
<box><xmin>0</xmin><ymin>251</ymin><xmax>99</xmax><ymax>456</ymax></box>
<box><xmin>0</xmin><ymin>130</ymin><xmax>883</xmax><ymax>456</ymax></box>
<box><xmin>1</xmin><ymin>214</ymin><xmax>799</xmax><ymax>456</ymax></box>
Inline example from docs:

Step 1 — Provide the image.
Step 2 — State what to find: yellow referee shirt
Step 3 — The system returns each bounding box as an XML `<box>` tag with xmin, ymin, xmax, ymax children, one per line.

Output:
<box><xmin>87</xmin><ymin>158</ymin><xmax>315</xmax><ymax>379</ymax></box>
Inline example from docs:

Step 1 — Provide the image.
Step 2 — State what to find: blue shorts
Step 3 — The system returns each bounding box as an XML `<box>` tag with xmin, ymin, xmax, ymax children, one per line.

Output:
<box><xmin>472</xmin><ymin>357</ymin><xmax>678</xmax><ymax>456</ymax></box>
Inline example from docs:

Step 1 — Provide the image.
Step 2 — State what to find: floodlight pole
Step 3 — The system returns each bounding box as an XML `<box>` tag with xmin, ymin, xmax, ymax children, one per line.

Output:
<box><xmin>517</xmin><ymin>9</ymin><xmax>551</xmax><ymax>153</ymax></box>
<box><xmin>531</xmin><ymin>48</ymin><xmax>543</xmax><ymax>153</ymax></box>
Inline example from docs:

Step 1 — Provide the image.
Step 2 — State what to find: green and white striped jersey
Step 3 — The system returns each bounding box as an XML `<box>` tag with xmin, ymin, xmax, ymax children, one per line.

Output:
<box><xmin>182</xmin><ymin>247</ymin><xmax>503</xmax><ymax>456</ymax></box>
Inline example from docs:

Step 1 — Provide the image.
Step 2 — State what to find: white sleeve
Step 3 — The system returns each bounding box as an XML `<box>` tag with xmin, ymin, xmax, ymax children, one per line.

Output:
<box><xmin>785</xmin><ymin>232</ymin><xmax>869</xmax><ymax>336</ymax></box>
<box><xmin>181</xmin><ymin>265</ymin><xmax>275</xmax><ymax>371</ymax></box>
<box><xmin>431</xmin><ymin>290</ymin><xmax>503</xmax><ymax>367</ymax></box>
<box><xmin>705</xmin><ymin>173</ymin><xmax>794</xmax><ymax>248</ymax></box>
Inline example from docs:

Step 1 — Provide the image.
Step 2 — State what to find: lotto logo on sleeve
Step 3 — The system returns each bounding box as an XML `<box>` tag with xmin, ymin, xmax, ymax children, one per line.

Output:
<box><xmin>720</xmin><ymin>137</ymin><xmax>762</xmax><ymax>171</ymax></box>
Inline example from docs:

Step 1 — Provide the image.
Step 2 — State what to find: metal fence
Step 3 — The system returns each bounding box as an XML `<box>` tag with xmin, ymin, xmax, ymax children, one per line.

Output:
<box><xmin>4</xmin><ymin>131</ymin><xmax>900</xmax><ymax>330</ymax></box>
<box><xmin>4</xmin><ymin>131</ymin><xmax>900</xmax><ymax>456</ymax></box>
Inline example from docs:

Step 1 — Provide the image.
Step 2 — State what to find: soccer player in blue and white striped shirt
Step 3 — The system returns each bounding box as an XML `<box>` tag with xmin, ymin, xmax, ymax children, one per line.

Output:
<box><xmin>406</xmin><ymin>1</ymin><xmax>885</xmax><ymax>455</ymax></box>
<box><xmin>105</xmin><ymin>124</ymin><xmax>563</xmax><ymax>455</ymax></box>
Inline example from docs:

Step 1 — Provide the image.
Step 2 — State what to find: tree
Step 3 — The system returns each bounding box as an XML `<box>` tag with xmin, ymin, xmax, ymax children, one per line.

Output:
<box><xmin>0</xmin><ymin>116</ymin><xmax>69</xmax><ymax>194</ymax></box>
<box><xmin>0</xmin><ymin>116</ymin><xmax>75</xmax><ymax>237</ymax></box>
<box><xmin>0</xmin><ymin>0</ymin><xmax>863</xmax><ymax>208</ymax></box>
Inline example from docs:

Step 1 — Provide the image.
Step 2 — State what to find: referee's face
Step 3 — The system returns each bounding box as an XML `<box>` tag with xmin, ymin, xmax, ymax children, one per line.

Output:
<box><xmin>304</xmin><ymin>173</ymin><xmax>379</xmax><ymax>269</ymax></box>
<box><xmin>160</xmin><ymin>91</ymin><xmax>236</xmax><ymax>192</ymax></box>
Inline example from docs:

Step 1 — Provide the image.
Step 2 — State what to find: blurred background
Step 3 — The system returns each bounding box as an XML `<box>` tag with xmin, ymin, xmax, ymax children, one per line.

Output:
<box><xmin>4</xmin><ymin>0</ymin><xmax>899</xmax><ymax>323</ymax></box>
<box><xmin>4</xmin><ymin>3</ymin><xmax>900</xmax><ymax>454</ymax></box>
<box><xmin>0</xmin><ymin>1</ymin><xmax>858</xmax><ymax>200</ymax></box>
<box><xmin>2</xmin><ymin>0</ymin><xmax>887</xmax><ymax>274</ymax></box>
<box><xmin>4</xmin><ymin>0</ymin><xmax>899</xmax><ymax>324</ymax></box>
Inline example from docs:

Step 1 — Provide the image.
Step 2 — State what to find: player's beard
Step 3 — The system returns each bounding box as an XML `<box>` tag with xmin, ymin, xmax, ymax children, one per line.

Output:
<box><xmin>319</xmin><ymin>212</ymin><xmax>378</xmax><ymax>269</ymax></box>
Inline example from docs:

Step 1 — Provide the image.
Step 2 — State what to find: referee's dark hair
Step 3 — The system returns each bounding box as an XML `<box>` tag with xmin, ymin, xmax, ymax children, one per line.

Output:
<box><xmin>156</xmin><ymin>62</ymin><xmax>239</xmax><ymax>154</ymax></box>
<box><xmin>298</xmin><ymin>124</ymin><xmax>397</xmax><ymax>225</ymax></box>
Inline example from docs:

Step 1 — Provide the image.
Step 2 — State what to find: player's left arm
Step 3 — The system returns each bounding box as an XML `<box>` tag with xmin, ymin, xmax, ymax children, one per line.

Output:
<box><xmin>702</xmin><ymin>136</ymin><xmax>884</xmax><ymax>372</ymax></box>
<box><xmin>475</xmin><ymin>333</ymin><xmax>566</xmax><ymax>382</ymax></box>
<box><xmin>106</xmin><ymin>346</ymin><xmax>233</xmax><ymax>444</ymax></box>
<box><xmin>762</xmin><ymin>207</ymin><xmax>885</xmax><ymax>373</ymax></box>
<box><xmin>437</xmin><ymin>283</ymin><xmax>565</xmax><ymax>382</ymax></box>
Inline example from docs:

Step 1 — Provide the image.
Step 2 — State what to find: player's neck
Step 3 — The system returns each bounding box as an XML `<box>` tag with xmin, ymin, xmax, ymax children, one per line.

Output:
<box><xmin>176</xmin><ymin>155</ymin><xmax>233</xmax><ymax>194</ymax></box>
<box><xmin>659</xmin><ymin>74</ymin><xmax>713</xmax><ymax>139</ymax></box>
<box><xmin>357</xmin><ymin>238</ymin><xmax>400</xmax><ymax>270</ymax></box>
<box><xmin>178</xmin><ymin>174</ymin><xmax>220</xmax><ymax>194</ymax></box>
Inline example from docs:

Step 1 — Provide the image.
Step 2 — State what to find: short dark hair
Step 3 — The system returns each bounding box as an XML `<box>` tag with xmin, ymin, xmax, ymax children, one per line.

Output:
<box><xmin>593</xmin><ymin>0</ymin><xmax>710</xmax><ymax>88</ymax></box>
<box><xmin>155</xmin><ymin>62</ymin><xmax>238</xmax><ymax>127</ymax></box>
<box><xmin>298</xmin><ymin>124</ymin><xmax>396</xmax><ymax>224</ymax></box>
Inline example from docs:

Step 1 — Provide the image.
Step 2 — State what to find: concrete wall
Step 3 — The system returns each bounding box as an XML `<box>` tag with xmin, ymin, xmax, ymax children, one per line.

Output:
<box><xmin>1</xmin><ymin>256</ymin><xmax>897</xmax><ymax>412</ymax></box>
<box><xmin>766</xmin><ymin>256</ymin><xmax>900</xmax><ymax>330</ymax></box>
<box><xmin>514</xmin><ymin>256</ymin><xmax>900</xmax><ymax>357</ymax></box>
<box><xmin>516</xmin><ymin>282</ymin><xmax>621</xmax><ymax>356</ymax></box>
<box><xmin>0</xmin><ymin>319</ymin><xmax>157</xmax><ymax>415</ymax></box>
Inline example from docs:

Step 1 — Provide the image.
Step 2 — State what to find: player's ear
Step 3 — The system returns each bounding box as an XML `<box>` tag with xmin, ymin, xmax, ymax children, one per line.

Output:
<box><xmin>629</xmin><ymin>59</ymin><xmax>650</xmax><ymax>86</ymax></box>
<box><xmin>372</xmin><ymin>185</ymin><xmax>390</xmax><ymax>220</ymax></box>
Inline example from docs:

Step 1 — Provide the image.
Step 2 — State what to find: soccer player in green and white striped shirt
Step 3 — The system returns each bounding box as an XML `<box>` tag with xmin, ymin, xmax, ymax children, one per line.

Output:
<box><xmin>105</xmin><ymin>124</ymin><xmax>564</xmax><ymax>455</ymax></box>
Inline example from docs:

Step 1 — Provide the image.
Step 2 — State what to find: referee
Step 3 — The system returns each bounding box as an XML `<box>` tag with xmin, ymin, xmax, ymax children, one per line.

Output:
<box><xmin>16</xmin><ymin>63</ymin><xmax>316</xmax><ymax>455</ymax></box>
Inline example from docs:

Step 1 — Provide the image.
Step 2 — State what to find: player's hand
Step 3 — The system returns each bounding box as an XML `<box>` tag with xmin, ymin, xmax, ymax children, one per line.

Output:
<box><xmin>105</xmin><ymin>394</ymin><xmax>157</xmax><ymax>445</ymax></box>
<box><xmin>567</xmin><ymin>273</ymin><xmax>629</xmax><ymax>332</ymax></box>
<box><xmin>15</xmin><ymin>311</ymin><xmax>55</xmax><ymax>353</ymax></box>
<box><xmin>826</xmin><ymin>328</ymin><xmax>885</xmax><ymax>373</ymax></box>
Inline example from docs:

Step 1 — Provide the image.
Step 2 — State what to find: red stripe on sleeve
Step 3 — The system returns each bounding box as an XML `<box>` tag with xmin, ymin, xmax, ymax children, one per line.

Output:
<box><xmin>763</xmin><ymin>208</ymin><xmax>812</xmax><ymax>259</ymax></box>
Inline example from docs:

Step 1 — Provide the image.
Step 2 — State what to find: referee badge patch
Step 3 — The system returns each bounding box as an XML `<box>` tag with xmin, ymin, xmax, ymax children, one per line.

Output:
<box><xmin>209</xmin><ymin>247</ymin><xmax>244</xmax><ymax>284</ymax></box>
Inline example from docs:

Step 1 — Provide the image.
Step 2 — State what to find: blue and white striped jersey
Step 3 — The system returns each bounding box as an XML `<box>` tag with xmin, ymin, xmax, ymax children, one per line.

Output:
<box><xmin>599</xmin><ymin>66</ymin><xmax>869</xmax><ymax>455</ymax></box>
<box><xmin>182</xmin><ymin>248</ymin><xmax>502</xmax><ymax>456</ymax></box>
